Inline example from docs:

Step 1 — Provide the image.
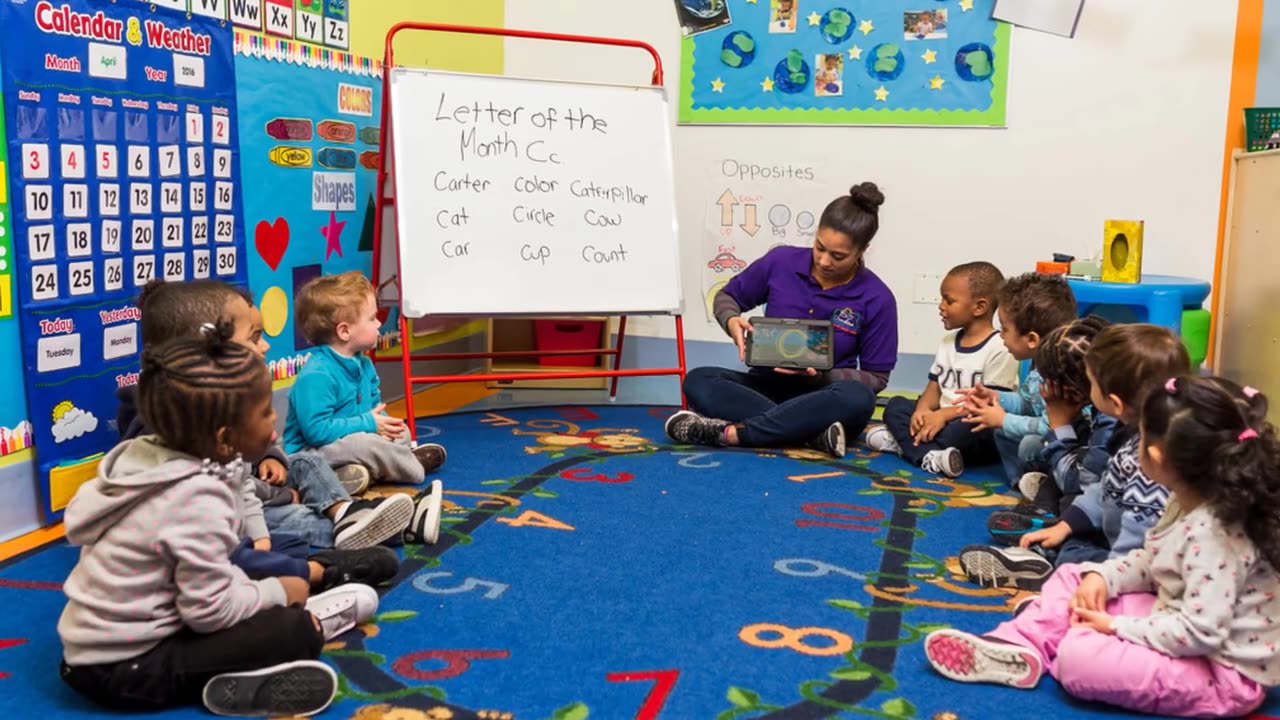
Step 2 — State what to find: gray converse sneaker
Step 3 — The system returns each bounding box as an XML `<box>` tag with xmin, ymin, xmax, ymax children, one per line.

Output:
<box><xmin>333</xmin><ymin>494</ymin><xmax>414</xmax><ymax>550</ymax></box>
<box><xmin>305</xmin><ymin>583</ymin><xmax>379</xmax><ymax>641</ymax></box>
<box><xmin>864</xmin><ymin>425</ymin><xmax>902</xmax><ymax>454</ymax></box>
<box><xmin>663</xmin><ymin>410</ymin><xmax>728</xmax><ymax>447</ymax></box>
<box><xmin>335</xmin><ymin>464</ymin><xmax>371</xmax><ymax>495</ymax></box>
<box><xmin>921</xmin><ymin>447</ymin><xmax>964</xmax><ymax>477</ymax></box>
<box><xmin>202</xmin><ymin>660</ymin><xmax>337</xmax><ymax>717</ymax></box>
<box><xmin>806</xmin><ymin>422</ymin><xmax>846</xmax><ymax>458</ymax></box>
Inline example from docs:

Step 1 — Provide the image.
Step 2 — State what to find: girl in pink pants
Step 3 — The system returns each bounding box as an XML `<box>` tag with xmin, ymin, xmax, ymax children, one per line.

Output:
<box><xmin>924</xmin><ymin>376</ymin><xmax>1280</xmax><ymax>717</ymax></box>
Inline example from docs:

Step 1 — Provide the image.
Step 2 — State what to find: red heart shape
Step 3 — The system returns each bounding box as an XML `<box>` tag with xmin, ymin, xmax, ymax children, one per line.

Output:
<box><xmin>254</xmin><ymin>217</ymin><xmax>289</xmax><ymax>271</ymax></box>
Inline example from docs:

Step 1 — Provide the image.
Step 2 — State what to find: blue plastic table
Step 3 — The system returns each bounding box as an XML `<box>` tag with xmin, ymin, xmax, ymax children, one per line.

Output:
<box><xmin>1066</xmin><ymin>275</ymin><xmax>1211</xmax><ymax>334</ymax></box>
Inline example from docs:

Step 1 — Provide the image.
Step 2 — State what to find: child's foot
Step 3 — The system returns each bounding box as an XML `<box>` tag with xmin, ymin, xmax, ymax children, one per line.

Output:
<box><xmin>335</xmin><ymin>464</ymin><xmax>371</xmax><ymax>495</ymax></box>
<box><xmin>404</xmin><ymin>479</ymin><xmax>444</xmax><ymax>545</ymax></box>
<box><xmin>412</xmin><ymin>443</ymin><xmax>447</xmax><ymax>475</ymax></box>
<box><xmin>921</xmin><ymin>447</ymin><xmax>964</xmax><ymax>478</ymax></box>
<box><xmin>958</xmin><ymin>545</ymin><xmax>1053</xmax><ymax>591</ymax></box>
<box><xmin>305</xmin><ymin>583</ymin><xmax>379</xmax><ymax>641</ymax></box>
<box><xmin>664</xmin><ymin>410</ymin><xmax>728</xmax><ymax>446</ymax></box>
<box><xmin>924</xmin><ymin>629</ymin><xmax>1043</xmax><ymax>689</ymax></box>
<box><xmin>806</xmin><ymin>422</ymin><xmax>846</xmax><ymax>458</ymax></box>
<box><xmin>202</xmin><ymin>660</ymin><xmax>336</xmax><ymax>717</ymax></box>
<box><xmin>309</xmin><ymin>546</ymin><xmax>400</xmax><ymax>592</ymax></box>
<box><xmin>1017</xmin><ymin>471</ymin><xmax>1048</xmax><ymax>501</ymax></box>
<box><xmin>864</xmin><ymin>424</ymin><xmax>901</xmax><ymax>454</ymax></box>
<box><xmin>986</xmin><ymin>509</ymin><xmax>1056</xmax><ymax>546</ymax></box>
<box><xmin>333</xmin><ymin>494</ymin><xmax>414</xmax><ymax>550</ymax></box>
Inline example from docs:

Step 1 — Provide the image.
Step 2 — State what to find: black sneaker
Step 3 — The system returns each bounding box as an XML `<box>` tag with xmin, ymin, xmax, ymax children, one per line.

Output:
<box><xmin>202</xmin><ymin>660</ymin><xmax>336</xmax><ymax>717</ymax></box>
<box><xmin>958</xmin><ymin>544</ymin><xmax>1054</xmax><ymax>591</ymax></box>
<box><xmin>986</xmin><ymin>509</ymin><xmax>1057</xmax><ymax>546</ymax></box>
<box><xmin>663</xmin><ymin>410</ymin><xmax>728</xmax><ymax>446</ymax></box>
<box><xmin>332</xmin><ymin>494</ymin><xmax>414</xmax><ymax>549</ymax></box>
<box><xmin>805</xmin><ymin>422</ymin><xmax>846</xmax><ymax>458</ymax></box>
<box><xmin>309</xmin><ymin>546</ymin><xmax>400</xmax><ymax>592</ymax></box>
<box><xmin>404</xmin><ymin>479</ymin><xmax>444</xmax><ymax>545</ymax></box>
<box><xmin>412</xmin><ymin>443</ymin><xmax>447</xmax><ymax>475</ymax></box>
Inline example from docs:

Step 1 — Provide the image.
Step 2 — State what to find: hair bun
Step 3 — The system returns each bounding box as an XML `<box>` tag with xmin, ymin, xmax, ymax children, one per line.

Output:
<box><xmin>848</xmin><ymin>182</ymin><xmax>884</xmax><ymax>214</ymax></box>
<box><xmin>199</xmin><ymin>320</ymin><xmax>236</xmax><ymax>354</ymax></box>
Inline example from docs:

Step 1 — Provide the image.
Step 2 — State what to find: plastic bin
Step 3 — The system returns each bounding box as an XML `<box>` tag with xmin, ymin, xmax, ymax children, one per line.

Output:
<box><xmin>1245</xmin><ymin>107</ymin><xmax>1280</xmax><ymax>152</ymax></box>
<box><xmin>533</xmin><ymin>320</ymin><xmax>605</xmax><ymax>367</ymax></box>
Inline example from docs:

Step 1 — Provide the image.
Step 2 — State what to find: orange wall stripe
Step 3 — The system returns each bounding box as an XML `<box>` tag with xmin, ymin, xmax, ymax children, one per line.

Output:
<box><xmin>1210</xmin><ymin>0</ymin><xmax>1264</xmax><ymax>366</ymax></box>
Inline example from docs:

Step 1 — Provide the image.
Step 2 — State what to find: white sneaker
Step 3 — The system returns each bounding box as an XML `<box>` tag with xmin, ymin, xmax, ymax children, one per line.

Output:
<box><xmin>864</xmin><ymin>425</ymin><xmax>902</xmax><ymax>454</ymax></box>
<box><xmin>305</xmin><ymin>584</ymin><xmax>379</xmax><ymax>641</ymax></box>
<box><xmin>1018</xmin><ymin>472</ymin><xmax>1048</xmax><ymax>501</ymax></box>
<box><xmin>921</xmin><ymin>447</ymin><xmax>964</xmax><ymax>477</ymax></box>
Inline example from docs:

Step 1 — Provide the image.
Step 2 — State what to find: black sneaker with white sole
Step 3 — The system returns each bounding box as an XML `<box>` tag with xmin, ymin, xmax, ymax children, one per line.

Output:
<box><xmin>664</xmin><ymin>410</ymin><xmax>729</xmax><ymax>447</ymax></box>
<box><xmin>332</xmin><ymin>494</ymin><xmax>414</xmax><ymax>550</ymax></box>
<box><xmin>404</xmin><ymin>479</ymin><xmax>444</xmax><ymax>545</ymax></box>
<box><xmin>805</xmin><ymin>422</ymin><xmax>846</xmax><ymax>458</ymax></box>
<box><xmin>958</xmin><ymin>544</ymin><xmax>1054</xmax><ymax>591</ymax></box>
<box><xmin>202</xmin><ymin>660</ymin><xmax>336</xmax><ymax>717</ymax></box>
<box><xmin>986</xmin><ymin>509</ymin><xmax>1058</xmax><ymax>546</ymax></box>
<box><xmin>309</xmin><ymin>546</ymin><xmax>400</xmax><ymax>592</ymax></box>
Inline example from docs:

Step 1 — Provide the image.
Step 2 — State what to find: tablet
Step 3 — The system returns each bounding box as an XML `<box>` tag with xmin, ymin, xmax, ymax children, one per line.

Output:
<box><xmin>745</xmin><ymin>318</ymin><xmax>834</xmax><ymax>370</ymax></box>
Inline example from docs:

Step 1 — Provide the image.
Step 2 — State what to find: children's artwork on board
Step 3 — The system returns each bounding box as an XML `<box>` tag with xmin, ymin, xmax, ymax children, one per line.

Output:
<box><xmin>680</xmin><ymin>0</ymin><xmax>1009</xmax><ymax>126</ymax></box>
<box><xmin>675</xmin><ymin>0</ymin><xmax>732</xmax><ymax>36</ymax></box>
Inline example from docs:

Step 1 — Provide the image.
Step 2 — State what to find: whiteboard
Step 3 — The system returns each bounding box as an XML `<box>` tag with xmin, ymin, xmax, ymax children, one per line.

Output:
<box><xmin>387</xmin><ymin>68</ymin><xmax>682</xmax><ymax>317</ymax></box>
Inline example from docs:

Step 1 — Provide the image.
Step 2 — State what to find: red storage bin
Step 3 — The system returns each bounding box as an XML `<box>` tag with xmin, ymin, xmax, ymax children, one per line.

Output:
<box><xmin>533</xmin><ymin>320</ymin><xmax>604</xmax><ymax>367</ymax></box>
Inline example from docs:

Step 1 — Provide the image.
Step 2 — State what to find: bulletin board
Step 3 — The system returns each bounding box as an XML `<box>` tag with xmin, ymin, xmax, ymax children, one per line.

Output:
<box><xmin>0</xmin><ymin>47</ymin><xmax>31</xmax><ymax>462</ymax></box>
<box><xmin>0</xmin><ymin>0</ymin><xmax>247</xmax><ymax>516</ymax></box>
<box><xmin>233</xmin><ymin>32</ymin><xmax>381</xmax><ymax>377</ymax></box>
<box><xmin>678</xmin><ymin>0</ymin><xmax>1010</xmax><ymax>126</ymax></box>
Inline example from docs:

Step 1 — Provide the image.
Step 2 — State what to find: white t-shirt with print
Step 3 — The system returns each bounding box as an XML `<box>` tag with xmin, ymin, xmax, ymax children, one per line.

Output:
<box><xmin>929</xmin><ymin>329</ymin><xmax>1020</xmax><ymax>407</ymax></box>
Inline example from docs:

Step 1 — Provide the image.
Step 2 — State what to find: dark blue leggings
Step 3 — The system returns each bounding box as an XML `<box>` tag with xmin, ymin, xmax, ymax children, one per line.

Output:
<box><xmin>229</xmin><ymin>533</ymin><xmax>311</xmax><ymax>581</ymax></box>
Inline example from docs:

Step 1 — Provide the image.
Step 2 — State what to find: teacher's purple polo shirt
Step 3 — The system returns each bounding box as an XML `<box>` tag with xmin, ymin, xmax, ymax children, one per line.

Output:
<box><xmin>723</xmin><ymin>245</ymin><xmax>899</xmax><ymax>372</ymax></box>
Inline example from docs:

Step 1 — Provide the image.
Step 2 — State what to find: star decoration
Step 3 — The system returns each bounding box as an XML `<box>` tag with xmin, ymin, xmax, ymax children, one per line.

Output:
<box><xmin>922</xmin><ymin>49</ymin><xmax>937</xmax><ymax>64</ymax></box>
<box><xmin>761</xmin><ymin>77</ymin><xmax>775</xmax><ymax>92</ymax></box>
<box><xmin>874</xmin><ymin>85</ymin><xmax>889</xmax><ymax>102</ymax></box>
<box><xmin>847</xmin><ymin>45</ymin><xmax>862</xmax><ymax>60</ymax></box>
<box><xmin>321</xmin><ymin>211</ymin><xmax>347</xmax><ymax>260</ymax></box>
<box><xmin>929</xmin><ymin>75</ymin><xmax>945</xmax><ymax>90</ymax></box>
<box><xmin>711</xmin><ymin>77</ymin><xmax>725</xmax><ymax>93</ymax></box>
<box><xmin>959</xmin><ymin>0</ymin><xmax>974</xmax><ymax>11</ymax></box>
<box><xmin>807</xmin><ymin>11</ymin><xmax>822</xmax><ymax>26</ymax></box>
<box><xmin>858</xmin><ymin>19</ymin><xmax>874</xmax><ymax>35</ymax></box>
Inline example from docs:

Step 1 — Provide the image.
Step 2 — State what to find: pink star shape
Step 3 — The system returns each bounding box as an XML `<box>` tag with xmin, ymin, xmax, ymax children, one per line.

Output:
<box><xmin>321</xmin><ymin>211</ymin><xmax>347</xmax><ymax>260</ymax></box>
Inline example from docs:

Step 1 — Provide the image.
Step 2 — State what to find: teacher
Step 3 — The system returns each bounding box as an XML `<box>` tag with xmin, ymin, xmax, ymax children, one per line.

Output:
<box><xmin>665</xmin><ymin>182</ymin><xmax>899</xmax><ymax>458</ymax></box>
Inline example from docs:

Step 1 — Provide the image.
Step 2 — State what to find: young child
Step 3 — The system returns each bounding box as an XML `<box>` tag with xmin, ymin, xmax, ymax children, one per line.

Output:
<box><xmin>924</xmin><ymin>375</ymin><xmax>1280</xmax><ymax>718</ymax></box>
<box><xmin>866</xmin><ymin>262</ymin><xmax>1018</xmax><ymax>478</ymax></box>
<box><xmin>59</xmin><ymin>333</ymin><xmax>378</xmax><ymax>716</ymax></box>
<box><xmin>285</xmin><ymin>271</ymin><xmax>447</xmax><ymax>527</ymax></box>
<box><xmin>958</xmin><ymin>272</ymin><xmax>1078</xmax><ymax>487</ymax></box>
<box><xmin>959</xmin><ymin>323</ymin><xmax>1190</xmax><ymax>590</ymax></box>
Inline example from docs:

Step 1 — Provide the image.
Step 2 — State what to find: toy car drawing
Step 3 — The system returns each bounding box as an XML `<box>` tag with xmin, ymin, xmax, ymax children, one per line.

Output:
<box><xmin>707</xmin><ymin>252</ymin><xmax>746</xmax><ymax>272</ymax></box>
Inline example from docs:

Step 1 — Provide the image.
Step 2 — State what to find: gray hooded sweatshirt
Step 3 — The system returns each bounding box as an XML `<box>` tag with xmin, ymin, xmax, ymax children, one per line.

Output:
<box><xmin>58</xmin><ymin>436</ymin><xmax>287</xmax><ymax>666</ymax></box>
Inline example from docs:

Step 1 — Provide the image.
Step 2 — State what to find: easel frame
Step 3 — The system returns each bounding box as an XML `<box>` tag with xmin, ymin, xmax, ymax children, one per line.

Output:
<box><xmin>371</xmin><ymin>23</ymin><xmax>688</xmax><ymax>439</ymax></box>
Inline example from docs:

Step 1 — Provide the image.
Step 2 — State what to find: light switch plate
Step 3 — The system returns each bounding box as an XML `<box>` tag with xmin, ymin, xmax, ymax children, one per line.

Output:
<box><xmin>913</xmin><ymin>273</ymin><xmax>943</xmax><ymax>304</ymax></box>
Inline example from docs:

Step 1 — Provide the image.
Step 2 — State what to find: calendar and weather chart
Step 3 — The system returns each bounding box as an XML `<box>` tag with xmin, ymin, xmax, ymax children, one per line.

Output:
<box><xmin>0</xmin><ymin>0</ymin><xmax>246</xmax><ymax>509</ymax></box>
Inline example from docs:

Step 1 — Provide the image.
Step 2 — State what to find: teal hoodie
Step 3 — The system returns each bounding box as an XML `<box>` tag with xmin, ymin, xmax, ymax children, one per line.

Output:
<box><xmin>283</xmin><ymin>345</ymin><xmax>381</xmax><ymax>453</ymax></box>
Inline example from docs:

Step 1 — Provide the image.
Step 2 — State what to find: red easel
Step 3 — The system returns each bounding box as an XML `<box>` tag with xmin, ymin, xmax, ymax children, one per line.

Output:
<box><xmin>370</xmin><ymin>23</ymin><xmax>688</xmax><ymax>440</ymax></box>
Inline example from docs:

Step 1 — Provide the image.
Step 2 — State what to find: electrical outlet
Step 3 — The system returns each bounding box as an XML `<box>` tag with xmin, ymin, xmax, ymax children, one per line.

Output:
<box><xmin>913</xmin><ymin>274</ymin><xmax>942</xmax><ymax>305</ymax></box>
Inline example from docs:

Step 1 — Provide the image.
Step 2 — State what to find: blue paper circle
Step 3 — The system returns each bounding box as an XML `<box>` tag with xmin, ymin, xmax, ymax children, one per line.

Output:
<box><xmin>819</xmin><ymin>8</ymin><xmax>855</xmax><ymax>44</ymax></box>
<box><xmin>772</xmin><ymin>55</ymin><xmax>811</xmax><ymax>93</ymax></box>
<box><xmin>955</xmin><ymin>43</ymin><xmax>995</xmax><ymax>81</ymax></box>
<box><xmin>864</xmin><ymin>43</ymin><xmax>905</xmax><ymax>81</ymax></box>
<box><xmin>720</xmin><ymin>31</ymin><xmax>757</xmax><ymax>68</ymax></box>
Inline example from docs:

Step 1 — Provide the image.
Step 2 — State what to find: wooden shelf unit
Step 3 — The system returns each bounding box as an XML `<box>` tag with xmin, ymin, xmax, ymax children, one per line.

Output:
<box><xmin>485</xmin><ymin>317</ymin><xmax>615</xmax><ymax>389</ymax></box>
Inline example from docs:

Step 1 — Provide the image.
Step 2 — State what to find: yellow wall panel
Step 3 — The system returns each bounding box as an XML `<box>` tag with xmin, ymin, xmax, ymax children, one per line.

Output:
<box><xmin>349</xmin><ymin>0</ymin><xmax>504</xmax><ymax>73</ymax></box>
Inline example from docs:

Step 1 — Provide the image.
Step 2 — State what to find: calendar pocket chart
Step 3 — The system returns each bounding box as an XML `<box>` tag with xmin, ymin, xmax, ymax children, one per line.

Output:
<box><xmin>0</xmin><ymin>0</ymin><xmax>246</xmax><ymax>516</ymax></box>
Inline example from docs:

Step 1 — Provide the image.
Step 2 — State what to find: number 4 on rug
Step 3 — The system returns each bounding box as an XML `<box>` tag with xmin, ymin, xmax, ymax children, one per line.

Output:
<box><xmin>605</xmin><ymin>669</ymin><xmax>680</xmax><ymax>720</ymax></box>
<box><xmin>495</xmin><ymin>509</ymin><xmax>575</xmax><ymax>531</ymax></box>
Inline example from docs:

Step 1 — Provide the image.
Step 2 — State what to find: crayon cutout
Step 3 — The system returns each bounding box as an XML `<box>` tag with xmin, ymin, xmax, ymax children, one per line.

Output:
<box><xmin>358</xmin><ymin>126</ymin><xmax>380</xmax><ymax>145</ymax></box>
<box><xmin>318</xmin><ymin>147</ymin><xmax>356</xmax><ymax>170</ymax></box>
<box><xmin>358</xmin><ymin>151</ymin><xmax>379</xmax><ymax>170</ymax></box>
<box><xmin>265</xmin><ymin>117</ymin><xmax>314</xmax><ymax>141</ymax></box>
<box><xmin>317</xmin><ymin>119</ymin><xmax>356</xmax><ymax>143</ymax></box>
<box><xmin>269</xmin><ymin>145</ymin><xmax>313</xmax><ymax>168</ymax></box>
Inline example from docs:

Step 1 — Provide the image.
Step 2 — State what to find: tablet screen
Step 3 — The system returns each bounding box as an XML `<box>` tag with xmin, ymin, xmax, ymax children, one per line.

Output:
<box><xmin>747</xmin><ymin>321</ymin><xmax>833</xmax><ymax>369</ymax></box>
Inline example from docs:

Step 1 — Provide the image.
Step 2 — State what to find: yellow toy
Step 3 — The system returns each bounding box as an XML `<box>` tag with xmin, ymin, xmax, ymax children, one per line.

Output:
<box><xmin>1102</xmin><ymin>219</ymin><xmax>1144</xmax><ymax>283</ymax></box>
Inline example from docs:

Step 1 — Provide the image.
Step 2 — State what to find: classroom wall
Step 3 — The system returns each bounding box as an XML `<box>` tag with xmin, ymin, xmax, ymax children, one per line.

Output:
<box><xmin>1255</xmin><ymin>0</ymin><xmax>1280</xmax><ymax>104</ymax></box>
<box><xmin>350</xmin><ymin>0</ymin><xmax>504</xmax><ymax>72</ymax></box>
<box><xmin>502</xmin><ymin>0</ymin><xmax>1238</xmax><ymax>357</ymax></box>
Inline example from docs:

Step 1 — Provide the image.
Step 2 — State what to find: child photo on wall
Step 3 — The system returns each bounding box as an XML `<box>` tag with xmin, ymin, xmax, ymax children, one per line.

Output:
<box><xmin>770</xmin><ymin>0</ymin><xmax>798</xmax><ymax>33</ymax></box>
<box><xmin>904</xmin><ymin>10</ymin><xmax>947</xmax><ymax>40</ymax></box>
<box><xmin>815</xmin><ymin>53</ymin><xmax>844</xmax><ymax>96</ymax></box>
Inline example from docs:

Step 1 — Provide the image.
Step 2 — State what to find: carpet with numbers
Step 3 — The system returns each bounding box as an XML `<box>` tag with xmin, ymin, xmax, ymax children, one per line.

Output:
<box><xmin>2</xmin><ymin>405</ymin><xmax>1280</xmax><ymax>720</ymax></box>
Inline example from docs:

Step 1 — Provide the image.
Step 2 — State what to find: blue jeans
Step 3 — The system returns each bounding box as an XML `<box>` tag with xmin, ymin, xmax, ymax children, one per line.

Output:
<box><xmin>229</xmin><ymin>535</ymin><xmax>310</xmax><ymax>580</ymax></box>
<box><xmin>262</xmin><ymin>453</ymin><xmax>350</xmax><ymax>549</ymax></box>
<box><xmin>994</xmin><ymin>428</ymin><xmax>1045</xmax><ymax>488</ymax></box>
<box><xmin>682</xmin><ymin>367</ymin><xmax>877</xmax><ymax>447</ymax></box>
<box><xmin>881</xmin><ymin>396</ymin><xmax>997</xmax><ymax>466</ymax></box>
<box><xmin>1048</xmin><ymin>534</ymin><xmax>1110</xmax><ymax>567</ymax></box>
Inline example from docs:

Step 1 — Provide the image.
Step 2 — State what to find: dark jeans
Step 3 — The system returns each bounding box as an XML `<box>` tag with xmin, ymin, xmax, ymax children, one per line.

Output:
<box><xmin>60</xmin><ymin>606</ymin><xmax>323</xmax><ymax>712</ymax></box>
<box><xmin>229</xmin><ymin>533</ymin><xmax>311</xmax><ymax>581</ymax></box>
<box><xmin>1040</xmin><ymin>531</ymin><xmax>1110</xmax><ymax>567</ymax></box>
<box><xmin>683</xmin><ymin>367</ymin><xmax>877</xmax><ymax>447</ymax></box>
<box><xmin>881</xmin><ymin>395</ymin><xmax>998</xmax><ymax>466</ymax></box>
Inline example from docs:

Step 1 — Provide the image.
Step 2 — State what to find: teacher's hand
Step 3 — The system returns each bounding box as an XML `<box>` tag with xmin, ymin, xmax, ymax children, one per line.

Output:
<box><xmin>774</xmin><ymin>367</ymin><xmax>819</xmax><ymax>377</ymax></box>
<box><xmin>728</xmin><ymin>317</ymin><xmax>753</xmax><ymax>363</ymax></box>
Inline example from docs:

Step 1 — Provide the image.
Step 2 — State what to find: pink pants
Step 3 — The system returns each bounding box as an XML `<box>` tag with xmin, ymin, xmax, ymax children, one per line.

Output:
<box><xmin>988</xmin><ymin>564</ymin><xmax>1266</xmax><ymax>717</ymax></box>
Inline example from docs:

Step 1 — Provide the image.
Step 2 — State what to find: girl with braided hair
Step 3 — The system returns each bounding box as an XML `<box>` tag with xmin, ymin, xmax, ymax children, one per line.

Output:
<box><xmin>925</xmin><ymin>375</ymin><xmax>1280</xmax><ymax>717</ymax></box>
<box><xmin>58</xmin><ymin>328</ymin><xmax>376</xmax><ymax>716</ymax></box>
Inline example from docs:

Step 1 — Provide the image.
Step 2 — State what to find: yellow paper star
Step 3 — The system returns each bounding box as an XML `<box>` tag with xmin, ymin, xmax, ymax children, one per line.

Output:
<box><xmin>922</xmin><ymin>49</ymin><xmax>937</xmax><ymax>64</ymax></box>
<box><xmin>711</xmin><ymin>77</ymin><xmax>725</xmax><ymax>93</ymax></box>
<box><xmin>847</xmin><ymin>45</ymin><xmax>863</xmax><ymax>60</ymax></box>
<box><xmin>858</xmin><ymin>19</ymin><xmax>875</xmax><ymax>35</ymax></box>
<box><xmin>959</xmin><ymin>0</ymin><xmax>974</xmax><ymax>11</ymax></box>
<box><xmin>761</xmin><ymin>77</ymin><xmax>775</xmax><ymax>92</ymax></box>
<box><xmin>807</xmin><ymin>11</ymin><xmax>822</xmax><ymax>26</ymax></box>
<box><xmin>929</xmin><ymin>75</ymin><xmax>945</xmax><ymax>90</ymax></box>
<box><xmin>874</xmin><ymin>85</ymin><xmax>889</xmax><ymax>102</ymax></box>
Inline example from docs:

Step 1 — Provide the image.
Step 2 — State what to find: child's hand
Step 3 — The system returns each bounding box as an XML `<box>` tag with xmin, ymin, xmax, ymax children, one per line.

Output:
<box><xmin>912</xmin><ymin>409</ymin><xmax>950</xmax><ymax>444</ymax></box>
<box><xmin>956</xmin><ymin>383</ymin><xmax>995</xmax><ymax>406</ymax></box>
<box><xmin>728</xmin><ymin>317</ymin><xmax>753</xmax><ymax>363</ymax></box>
<box><xmin>258</xmin><ymin>457</ymin><xmax>288</xmax><ymax>486</ymax></box>
<box><xmin>909</xmin><ymin>408</ymin><xmax>931</xmax><ymax>435</ymax></box>
<box><xmin>253</xmin><ymin>537</ymin><xmax>272</xmax><ymax>551</ymax></box>
<box><xmin>371</xmin><ymin>403</ymin><xmax>406</xmax><ymax>439</ymax></box>
<box><xmin>1042</xmin><ymin>380</ymin><xmax>1086</xmax><ymax>429</ymax></box>
<box><xmin>1071</xmin><ymin>606</ymin><xmax>1115</xmax><ymax>635</ymax></box>
<box><xmin>774</xmin><ymin>367</ymin><xmax>819</xmax><ymax>377</ymax></box>
<box><xmin>963</xmin><ymin>401</ymin><xmax>1006</xmax><ymax>432</ymax></box>
<box><xmin>1020</xmin><ymin>522</ymin><xmax>1072</xmax><ymax>549</ymax></box>
<box><xmin>279</xmin><ymin>576</ymin><xmax>310</xmax><ymax>606</ymax></box>
<box><xmin>1072</xmin><ymin>572</ymin><xmax>1109</xmax><ymax>613</ymax></box>
<box><xmin>289</xmin><ymin>488</ymin><xmax>301</xmax><ymax>504</ymax></box>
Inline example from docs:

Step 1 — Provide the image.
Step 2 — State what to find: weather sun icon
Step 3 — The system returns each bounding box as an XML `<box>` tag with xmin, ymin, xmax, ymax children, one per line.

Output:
<box><xmin>51</xmin><ymin>401</ymin><xmax>98</xmax><ymax>443</ymax></box>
